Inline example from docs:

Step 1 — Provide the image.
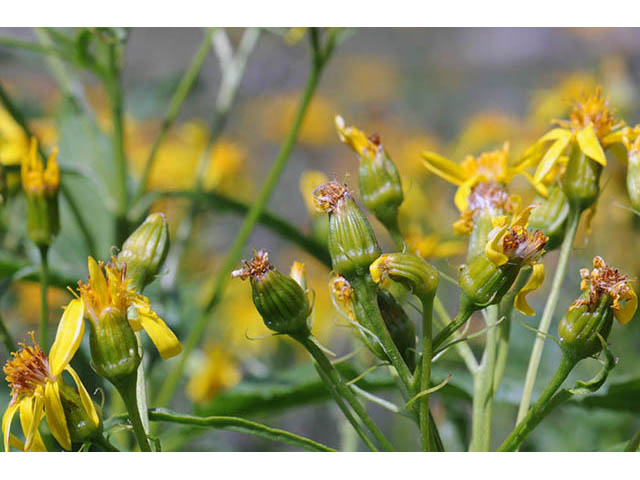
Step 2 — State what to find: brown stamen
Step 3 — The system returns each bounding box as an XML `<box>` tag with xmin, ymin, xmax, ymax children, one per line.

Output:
<box><xmin>232</xmin><ymin>249</ymin><xmax>274</xmax><ymax>281</ymax></box>
<box><xmin>312</xmin><ymin>181</ymin><xmax>349</xmax><ymax>213</ymax></box>
<box><xmin>3</xmin><ymin>332</ymin><xmax>52</xmax><ymax>404</ymax></box>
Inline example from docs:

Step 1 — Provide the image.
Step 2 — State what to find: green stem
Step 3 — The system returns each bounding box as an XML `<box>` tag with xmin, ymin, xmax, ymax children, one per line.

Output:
<box><xmin>116</xmin><ymin>375</ymin><xmax>152</xmax><ymax>452</ymax></box>
<box><xmin>0</xmin><ymin>309</ymin><xmax>17</xmax><ymax>353</ymax></box>
<box><xmin>516</xmin><ymin>207</ymin><xmax>580</xmax><ymax>424</ymax></box>
<box><xmin>93</xmin><ymin>434</ymin><xmax>120</xmax><ymax>452</ymax></box>
<box><xmin>133</xmin><ymin>28</ymin><xmax>216</xmax><ymax>202</ymax></box>
<box><xmin>38</xmin><ymin>245</ymin><xmax>49</xmax><ymax>348</ymax></box>
<box><xmin>155</xmin><ymin>36</ymin><xmax>333</xmax><ymax>408</ymax></box>
<box><xmin>350</xmin><ymin>276</ymin><xmax>413</xmax><ymax>397</ymax></box>
<box><xmin>433</xmin><ymin>296</ymin><xmax>478</xmax><ymax>373</ymax></box>
<box><xmin>105</xmin><ymin>42</ymin><xmax>129</xmax><ymax>245</ymax></box>
<box><xmin>419</xmin><ymin>295</ymin><xmax>434</xmax><ymax>451</ymax></box>
<box><xmin>625</xmin><ymin>428</ymin><xmax>640</xmax><ymax>452</ymax></box>
<box><xmin>494</xmin><ymin>267</ymin><xmax>532</xmax><ymax>390</ymax></box>
<box><xmin>469</xmin><ymin>305</ymin><xmax>498</xmax><ymax>451</ymax></box>
<box><xmin>433</xmin><ymin>308</ymin><xmax>473</xmax><ymax>352</ymax></box>
<box><xmin>116</xmin><ymin>408</ymin><xmax>336</xmax><ymax>452</ymax></box>
<box><xmin>313</xmin><ymin>360</ymin><xmax>379</xmax><ymax>452</ymax></box>
<box><xmin>296</xmin><ymin>335</ymin><xmax>394</xmax><ymax>452</ymax></box>
<box><xmin>499</xmin><ymin>354</ymin><xmax>576</xmax><ymax>451</ymax></box>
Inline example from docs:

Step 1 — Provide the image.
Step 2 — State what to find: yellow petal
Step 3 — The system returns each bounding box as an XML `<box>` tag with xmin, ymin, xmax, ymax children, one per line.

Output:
<box><xmin>485</xmin><ymin>226</ymin><xmax>509</xmax><ymax>266</ymax></box>
<box><xmin>422</xmin><ymin>151</ymin><xmax>468</xmax><ymax>186</ymax></box>
<box><xmin>44</xmin><ymin>381</ymin><xmax>71</xmax><ymax>451</ymax></box>
<box><xmin>521</xmin><ymin>171</ymin><xmax>549</xmax><ymax>198</ymax></box>
<box><xmin>2</xmin><ymin>401</ymin><xmax>20</xmax><ymax>452</ymax></box>
<box><xmin>133</xmin><ymin>301</ymin><xmax>182</xmax><ymax>360</ymax></box>
<box><xmin>334</xmin><ymin>115</ymin><xmax>375</xmax><ymax>157</ymax></box>
<box><xmin>576</xmin><ymin>124</ymin><xmax>607</xmax><ymax>166</ymax></box>
<box><xmin>454</xmin><ymin>176</ymin><xmax>480</xmax><ymax>212</ymax></box>
<box><xmin>615</xmin><ymin>288</ymin><xmax>637</xmax><ymax>325</ymax></box>
<box><xmin>20</xmin><ymin>395</ymin><xmax>45</xmax><ymax>451</ymax></box>
<box><xmin>65</xmin><ymin>366</ymin><xmax>100</xmax><ymax>427</ymax></box>
<box><xmin>514</xmin><ymin>263</ymin><xmax>545</xmax><ymax>316</ymax></box>
<box><xmin>8</xmin><ymin>434</ymin><xmax>25</xmax><ymax>451</ymax></box>
<box><xmin>49</xmin><ymin>298</ymin><xmax>85</xmax><ymax>376</ymax></box>
<box><xmin>512</xmin><ymin>204</ymin><xmax>536</xmax><ymax>228</ymax></box>
<box><xmin>533</xmin><ymin>133</ymin><xmax>571</xmax><ymax>183</ymax></box>
<box><xmin>88</xmin><ymin>257</ymin><xmax>108</xmax><ymax>307</ymax></box>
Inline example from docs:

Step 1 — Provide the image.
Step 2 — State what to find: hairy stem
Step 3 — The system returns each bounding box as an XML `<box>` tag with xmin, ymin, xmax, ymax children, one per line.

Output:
<box><xmin>419</xmin><ymin>295</ymin><xmax>434</xmax><ymax>451</ymax></box>
<box><xmin>116</xmin><ymin>375</ymin><xmax>152</xmax><ymax>452</ymax></box>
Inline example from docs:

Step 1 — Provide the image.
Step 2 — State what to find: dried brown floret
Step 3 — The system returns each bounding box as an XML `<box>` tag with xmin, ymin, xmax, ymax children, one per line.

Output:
<box><xmin>232</xmin><ymin>249</ymin><xmax>274</xmax><ymax>281</ymax></box>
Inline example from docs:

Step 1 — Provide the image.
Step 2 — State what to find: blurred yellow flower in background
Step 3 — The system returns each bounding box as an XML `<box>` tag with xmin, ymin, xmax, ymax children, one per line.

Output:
<box><xmin>187</xmin><ymin>345</ymin><xmax>242</xmax><ymax>404</ymax></box>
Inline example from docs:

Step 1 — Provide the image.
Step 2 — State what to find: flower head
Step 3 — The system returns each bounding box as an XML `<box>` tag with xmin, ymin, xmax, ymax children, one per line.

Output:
<box><xmin>21</xmin><ymin>138</ymin><xmax>59</xmax><ymax>198</ymax></box>
<box><xmin>52</xmin><ymin>257</ymin><xmax>181</xmax><ymax>382</ymax></box>
<box><xmin>570</xmin><ymin>256</ymin><xmax>637</xmax><ymax>325</ymax></box>
<box><xmin>3</xmin><ymin>330</ymin><xmax>99</xmax><ymax>451</ymax></box>
<box><xmin>233</xmin><ymin>250</ymin><xmax>312</xmax><ymax>336</ymax></box>
<box><xmin>422</xmin><ymin>143</ymin><xmax>532</xmax><ymax>212</ymax></box>
<box><xmin>453</xmin><ymin>182</ymin><xmax>520</xmax><ymax>235</ymax></box>
<box><xmin>524</xmin><ymin>87</ymin><xmax>625</xmax><ymax>189</ymax></box>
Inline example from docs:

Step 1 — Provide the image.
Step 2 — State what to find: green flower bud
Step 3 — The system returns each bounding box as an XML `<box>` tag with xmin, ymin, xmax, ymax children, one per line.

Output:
<box><xmin>21</xmin><ymin>140</ymin><xmax>60</xmax><ymax>247</ymax></box>
<box><xmin>335</xmin><ymin>116</ymin><xmax>404</xmax><ymax>234</ymax></box>
<box><xmin>562</xmin><ymin>144</ymin><xmax>602</xmax><ymax>212</ymax></box>
<box><xmin>458</xmin><ymin>255</ymin><xmax>520</xmax><ymax>312</ymax></box>
<box><xmin>377</xmin><ymin>290</ymin><xmax>416</xmax><ymax>372</ymax></box>
<box><xmin>626</xmin><ymin>149</ymin><xmax>640</xmax><ymax>212</ymax></box>
<box><xmin>370</xmin><ymin>252</ymin><xmax>438</xmax><ymax>302</ymax></box>
<box><xmin>233</xmin><ymin>250</ymin><xmax>311</xmax><ymax>336</ymax></box>
<box><xmin>466</xmin><ymin>208</ymin><xmax>495</xmax><ymax>261</ymax></box>
<box><xmin>558</xmin><ymin>294</ymin><xmax>613</xmax><ymax>361</ymax></box>
<box><xmin>559</xmin><ymin>256</ymin><xmax>637</xmax><ymax>361</ymax></box>
<box><xmin>313</xmin><ymin>181</ymin><xmax>381</xmax><ymax>280</ymax></box>
<box><xmin>528</xmin><ymin>185</ymin><xmax>569</xmax><ymax>251</ymax></box>
<box><xmin>59</xmin><ymin>382</ymin><xmax>103</xmax><ymax>445</ymax></box>
<box><xmin>89</xmin><ymin>308</ymin><xmax>141</xmax><ymax>386</ymax></box>
<box><xmin>117</xmin><ymin>212</ymin><xmax>170</xmax><ymax>292</ymax></box>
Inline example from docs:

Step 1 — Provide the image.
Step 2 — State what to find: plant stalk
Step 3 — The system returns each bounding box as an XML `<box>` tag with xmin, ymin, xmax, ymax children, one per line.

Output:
<box><xmin>516</xmin><ymin>207</ymin><xmax>580</xmax><ymax>423</ymax></box>
<box><xmin>38</xmin><ymin>245</ymin><xmax>49</xmax><ymax>348</ymax></box>
<box><xmin>499</xmin><ymin>354</ymin><xmax>576</xmax><ymax>451</ymax></box>
<box><xmin>296</xmin><ymin>335</ymin><xmax>394</xmax><ymax>452</ymax></box>
<box><xmin>116</xmin><ymin>375</ymin><xmax>152</xmax><ymax>452</ymax></box>
<box><xmin>469</xmin><ymin>305</ymin><xmax>498</xmax><ymax>451</ymax></box>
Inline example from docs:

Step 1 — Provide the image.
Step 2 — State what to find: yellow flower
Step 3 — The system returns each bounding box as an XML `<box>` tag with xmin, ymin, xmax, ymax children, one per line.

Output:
<box><xmin>0</xmin><ymin>106</ymin><xmax>29</xmax><ymax>167</ymax></box>
<box><xmin>21</xmin><ymin>138</ymin><xmax>59</xmax><ymax>197</ymax></box>
<box><xmin>529</xmin><ymin>73</ymin><xmax>597</xmax><ymax>126</ymax></box>
<box><xmin>485</xmin><ymin>205</ymin><xmax>548</xmax><ymax>316</ymax></box>
<box><xmin>187</xmin><ymin>345</ymin><xmax>241</xmax><ymax>405</ymax></box>
<box><xmin>570</xmin><ymin>256</ymin><xmax>637</xmax><ymax>325</ymax></box>
<box><xmin>523</xmin><ymin>87</ymin><xmax>625</xmax><ymax>189</ymax></box>
<box><xmin>404</xmin><ymin>226</ymin><xmax>466</xmax><ymax>259</ymax></box>
<box><xmin>3</xmin><ymin>330</ymin><xmax>99</xmax><ymax>451</ymax></box>
<box><xmin>422</xmin><ymin>142</ymin><xmax>533</xmax><ymax>213</ymax></box>
<box><xmin>452</xmin><ymin>111</ymin><xmax>522</xmax><ymax>159</ymax></box>
<box><xmin>204</xmin><ymin>141</ymin><xmax>248</xmax><ymax>194</ymax></box>
<box><xmin>52</xmin><ymin>257</ymin><xmax>182</xmax><ymax>368</ymax></box>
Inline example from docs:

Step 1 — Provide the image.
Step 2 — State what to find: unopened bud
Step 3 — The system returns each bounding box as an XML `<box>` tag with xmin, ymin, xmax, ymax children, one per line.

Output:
<box><xmin>117</xmin><ymin>212</ymin><xmax>170</xmax><ymax>292</ymax></box>
<box><xmin>370</xmin><ymin>252</ymin><xmax>438</xmax><ymax>302</ymax></box>
<box><xmin>313</xmin><ymin>181</ymin><xmax>381</xmax><ymax>280</ymax></box>
<box><xmin>335</xmin><ymin>116</ymin><xmax>404</xmax><ymax>233</ymax></box>
<box><xmin>528</xmin><ymin>186</ymin><xmax>569</xmax><ymax>251</ymax></box>
<box><xmin>21</xmin><ymin>139</ymin><xmax>60</xmax><ymax>247</ymax></box>
<box><xmin>233</xmin><ymin>250</ymin><xmax>311</xmax><ymax>336</ymax></box>
<box><xmin>562</xmin><ymin>144</ymin><xmax>602</xmax><ymax>212</ymax></box>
